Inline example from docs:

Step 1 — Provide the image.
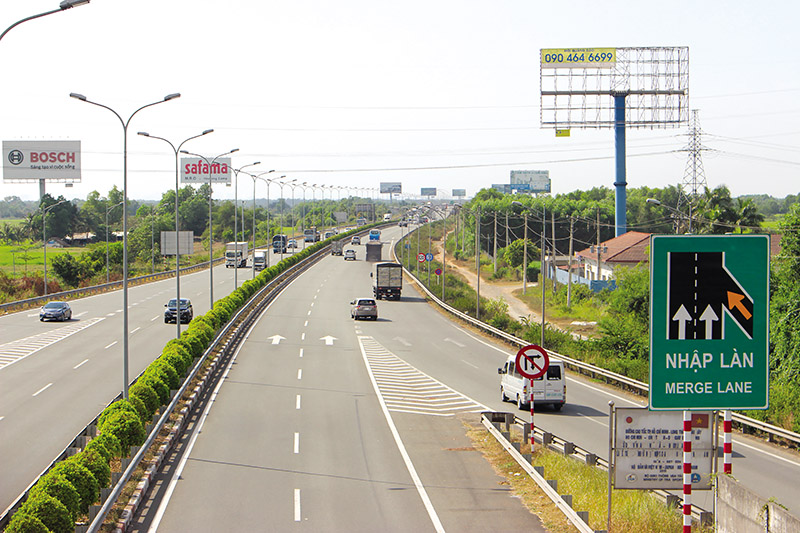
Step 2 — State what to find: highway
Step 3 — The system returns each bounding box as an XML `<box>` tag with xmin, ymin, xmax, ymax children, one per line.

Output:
<box><xmin>3</xmin><ymin>226</ymin><xmax>800</xmax><ymax>527</ymax></box>
<box><xmin>0</xmin><ymin>244</ymin><xmax>297</xmax><ymax>513</ymax></box>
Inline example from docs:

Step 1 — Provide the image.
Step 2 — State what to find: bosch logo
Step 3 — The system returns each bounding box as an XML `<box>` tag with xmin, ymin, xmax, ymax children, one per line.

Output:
<box><xmin>8</xmin><ymin>150</ymin><xmax>23</xmax><ymax>165</ymax></box>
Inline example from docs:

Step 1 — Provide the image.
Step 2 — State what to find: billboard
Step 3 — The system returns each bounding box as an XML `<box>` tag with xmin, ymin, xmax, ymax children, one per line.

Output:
<box><xmin>160</xmin><ymin>231</ymin><xmax>194</xmax><ymax>256</ymax></box>
<box><xmin>511</xmin><ymin>170</ymin><xmax>551</xmax><ymax>193</ymax></box>
<box><xmin>380</xmin><ymin>182</ymin><xmax>402</xmax><ymax>194</ymax></box>
<box><xmin>3</xmin><ymin>140</ymin><xmax>81</xmax><ymax>182</ymax></box>
<box><xmin>452</xmin><ymin>189</ymin><xmax>466</xmax><ymax>197</ymax></box>
<box><xmin>420</xmin><ymin>187</ymin><xmax>436</xmax><ymax>196</ymax></box>
<box><xmin>491</xmin><ymin>184</ymin><xmax>511</xmax><ymax>194</ymax></box>
<box><xmin>180</xmin><ymin>157</ymin><xmax>231</xmax><ymax>184</ymax></box>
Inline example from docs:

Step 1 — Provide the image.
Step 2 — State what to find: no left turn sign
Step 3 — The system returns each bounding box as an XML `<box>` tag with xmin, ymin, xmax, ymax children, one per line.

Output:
<box><xmin>515</xmin><ymin>344</ymin><xmax>549</xmax><ymax>380</ymax></box>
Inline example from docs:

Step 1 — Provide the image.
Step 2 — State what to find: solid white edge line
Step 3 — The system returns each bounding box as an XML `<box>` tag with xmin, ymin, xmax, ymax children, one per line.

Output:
<box><xmin>357</xmin><ymin>336</ymin><xmax>446</xmax><ymax>533</ymax></box>
<box><xmin>294</xmin><ymin>488</ymin><xmax>301</xmax><ymax>522</ymax></box>
<box><xmin>149</xmin><ymin>268</ymin><xmax>309</xmax><ymax>531</ymax></box>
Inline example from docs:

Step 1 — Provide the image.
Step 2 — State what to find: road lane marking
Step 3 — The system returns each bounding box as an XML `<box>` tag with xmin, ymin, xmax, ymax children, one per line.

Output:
<box><xmin>131</xmin><ymin>327</ymin><xmax>141</xmax><ymax>334</ymax></box>
<box><xmin>307</xmin><ymin>310</ymin><xmax>311</xmax><ymax>316</ymax></box>
<box><xmin>151</xmin><ymin>315</ymin><xmax>159</xmax><ymax>321</ymax></box>
<box><xmin>357</xmin><ymin>336</ymin><xmax>446</xmax><ymax>533</ymax></box>
<box><xmin>107</xmin><ymin>313</ymin><xmax>115</xmax><ymax>317</ymax></box>
<box><xmin>294</xmin><ymin>432</ymin><xmax>300</xmax><ymax>454</ymax></box>
<box><xmin>0</xmin><ymin>317</ymin><xmax>106</xmax><ymax>370</ymax></box>
<box><xmin>294</xmin><ymin>489</ymin><xmax>301</xmax><ymax>522</ymax></box>
<box><xmin>299</xmin><ymin>349</ymin><xmax>303</xmax><ymax>358</ymax></box>
<box><xmin>304</xmin><ymin>320</ymin><xmax>308</xmax><ymax>327</ymax></box>
<box><xmin>297</xmin><ymin>369</ymin><xmax>302</xmax><ymax>380</ymax></box>
<box><xmin>33</xmin><ymin>383</ymin><xmax>53</xmax><ymax>397</ymax></box>
<box><xmin>301</xmin><ymin>333</ymin><xmax>305</xmax><ymax>341</ymax></box>
<box><xmin>575</xmin><ymin>411</ymin><xmax>609</xmax><ymax>427</ymax></box>
<box><xmin>105</xmin><ymin>341</ymin><xmax>117</xmax><ymax>349</ymax></box>
<box><xmin>296</xmin><ymin>395</ymin><xmax>301</xmax><ymax>410</ymax></box>
<box><xmin>74</xmin><ymin>311</ymin><xmax>88</xmax><ymax>318</ymax></box>
<box><xmin>461</xmin><ymin>359</ymin><xmax>479</xmax><ymax>369</ymax></box>
<box><xmin>74</xmin><ymin>359</ymin><xmax>89</xmax><ymax>369</ymax></box>
<box><xmin>443</xmin><ymin>337</ymin><xmax>465</xmax><ymax>348</ymax></box>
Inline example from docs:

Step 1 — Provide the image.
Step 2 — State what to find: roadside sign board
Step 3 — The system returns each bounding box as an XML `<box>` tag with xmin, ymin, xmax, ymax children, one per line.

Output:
<box><xmin>614</xmin><ymin>408</ymin><xmax>714</xmax><ymax>490</ymax></box>
<box><xmin>515</xmin><ymin>344</ymin><xmax>549</xmax><ymax>380</ymax></box>
<box><xmin>649</xmin><ymin>235</ymin><xmax>770</xmax><ymax>410</ymax></box>
<box><xmin>435</xmin><ymin>268</ymin><xmax>442</xmax><ymax>275</ymax></box>
<box><xmin>417</xmin><ymin>253</ymin><xmax>425</xmax><ymax>263</ymax></box>
<box><xmin>425</xmin><ymin>253</ymin><xmax>434</xmax><ymax>262</ymax></box>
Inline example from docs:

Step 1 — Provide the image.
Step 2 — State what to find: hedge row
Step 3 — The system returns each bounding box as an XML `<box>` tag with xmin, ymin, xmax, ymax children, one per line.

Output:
<box><xmin>4</xmin><ymin>226</ymin><xmax>377</xmax><ymax>532</ymax></box>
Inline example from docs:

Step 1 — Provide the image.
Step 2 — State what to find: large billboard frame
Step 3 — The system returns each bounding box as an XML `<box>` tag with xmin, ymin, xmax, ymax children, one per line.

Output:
<box><xmin>3</xmin><ymin>140</ymin><xmax>81</xmax><ymax>183</ymax></box>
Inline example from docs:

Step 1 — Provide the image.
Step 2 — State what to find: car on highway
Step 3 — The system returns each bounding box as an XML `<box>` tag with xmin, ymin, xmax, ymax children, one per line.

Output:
<box><xmin>164</xmin><ymin>298</ymin><xmax>193</xmax><ymax>324</ymax></box>
<box><xmin>39</xmin><ymin>301</ymin><xmax>72</xmax><ymax>322</ymax></box>
<box><xmin>350</xmin><ymin>298</ymin><xmax>377</xmax><ymax>320</ymax></box>
<box><xmin>351</xmin><ymin>236</ymin><xmax>361</xmax><ymax>245</ymax></box>
<box><xmin>344</xmin><ymin>249</ymin><xmax>356</xmax><ymax>261</ymax></box>
<box><xmin>287</xmin><ymin>238</ymin><xmax>298</xmax><ymax>249</ymax></box>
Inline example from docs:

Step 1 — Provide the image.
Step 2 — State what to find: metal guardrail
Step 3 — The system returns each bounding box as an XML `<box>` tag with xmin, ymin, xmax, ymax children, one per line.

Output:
<box><xmin>393</xmin><ymin>241</ymin><xmax>800</xmax><ymax>448</ymax></box>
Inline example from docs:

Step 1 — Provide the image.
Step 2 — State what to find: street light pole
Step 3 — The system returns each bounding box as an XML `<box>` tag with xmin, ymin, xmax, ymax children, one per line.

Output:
<box><xmin>42</xmin><ymin>199</ymin><xmax>67</xmax><ymax>296</ymax></box>
<box><xmin>0</xmin><ymin>0</ymin><xmax>90</xmax><ymax>42</ymax></box>
<box><xmin>70</xmin><ymin>91</ymin><xmax>180</xmax><ymax>400</ymax></box>
<box><xmin>105</xmin><ymin>200</ymin><xmax>123</xmax><ymax>285</ymax></box>
<box><xmin>138</xmin><ymin>129</ymin><xmax>213</xmax><ymax>338</ymax></box>
<box><xmin>230</xmin><ymin>162</ymin><xmax>260</xmax><ymax>290</ymax></box>
<box><xmin>247</xmin><ymin>170</ymin><xmax>274</xmax><ymax>279</ymax></box>
<box><xmin>181</xmin><ymin>148</ymin><xmax>239</xmax><ymax>310</ymax></box>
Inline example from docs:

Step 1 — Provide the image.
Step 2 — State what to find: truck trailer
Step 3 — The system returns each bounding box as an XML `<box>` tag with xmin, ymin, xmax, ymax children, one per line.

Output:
<box><xmin>371</xmin><ymin>262</ymin><xmax>403</xmax><ymax>300</ymax></box>
<box><xmin>253</xmin><ymin>250</ymin><xmax>266</xmax><ymax>271</ymax></box>
<box><xmin>225</xmin><ymin>242</ymin><xmax>248</xmax><ymax>268</ymax></box>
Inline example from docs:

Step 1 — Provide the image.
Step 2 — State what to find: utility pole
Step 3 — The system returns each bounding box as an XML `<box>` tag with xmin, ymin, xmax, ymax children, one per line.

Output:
<box><xmin>567</xmin><ymin>217</ymin><xmax>574</xmax><ymax>307</ymax></box>
<box><xmin>551</xmin><ymin>210</ymin><xmax>557</xmax><ymax>295</ymax></box>
<box><xmin>540</xmin><ymin>205</ymin><xmax>546</xmax><ymax>347</ymax></box>
<box><xmin>493</xmin><ymin>211</ymin><xmax>498</xmax><ymax>274</ymax></box>
<box><xmin>476</xmin><ymin>205</ymin><xmax>481</xmax><ymax>320</ymax></box>
<box><xmin>596</xmin><ymin>207</ymin><xmax>602</xmax><ymax>281</ymax></box>
<box><xmin>522</xmin><ymin>212</ymin><xmax>528</xmax><ymax>296</ymax></box>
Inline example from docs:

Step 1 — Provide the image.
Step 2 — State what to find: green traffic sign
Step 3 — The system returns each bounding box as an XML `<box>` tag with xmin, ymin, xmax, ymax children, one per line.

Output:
<box><xmin>649</xmin><ymin>235</ymin><xmax>770</xmax><ymax>410</ymax></box>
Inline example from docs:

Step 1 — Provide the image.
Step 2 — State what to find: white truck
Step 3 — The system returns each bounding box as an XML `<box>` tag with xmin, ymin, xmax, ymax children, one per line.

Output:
<box><xmin>331</xmin><ymin>240</ymin><xmax>344</xmax><ymax>255</ymax></box>
<box><xmin>225</xmin><ymin>242</ymin><xmax>248</xmax><ymax>268</ymax></box>
<box><xmin>371</xmin><ymin>262</ymin><xmax>403</xmax><ymax>300</ymax></box>
<box><xmin>253</xmin><ymin>250</ymin><xmax>267</xmax><ymax>271</ymax></box>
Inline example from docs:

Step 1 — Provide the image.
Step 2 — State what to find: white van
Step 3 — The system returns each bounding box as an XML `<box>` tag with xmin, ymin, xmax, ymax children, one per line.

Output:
<box><xmin>498</xmin><ymin>354</ymin><xmax>566</xmax><ymax>411</ymax></box>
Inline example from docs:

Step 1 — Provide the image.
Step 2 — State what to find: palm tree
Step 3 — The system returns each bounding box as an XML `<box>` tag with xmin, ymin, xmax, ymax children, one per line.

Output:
<box><xmin>733</xmin><ymin>198</ymin><xmax>765</xmax><ymax>233</ymax></box>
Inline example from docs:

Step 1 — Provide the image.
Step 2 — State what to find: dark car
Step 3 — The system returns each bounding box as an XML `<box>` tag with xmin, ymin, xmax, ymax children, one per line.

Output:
<box><xmin>39</xmin><ymin>301</ymin><xmax>72</xmax><ymax>322</ymax></box>
<box><xmin>164</xmin><ymin>298</ymin><xmax>193</xmax><ymax>324</ymax></box>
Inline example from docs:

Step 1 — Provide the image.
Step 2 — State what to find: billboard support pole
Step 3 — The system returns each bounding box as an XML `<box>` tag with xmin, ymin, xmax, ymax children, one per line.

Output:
<box><xmin>614</xmin><ymin>92</ymin><xmax>627</xmax><ymax>237</ymax></box>
<box><xmin>607</xmin><ymin>400</ymin><xmax>615</xmax><ymax>533</ymax></box>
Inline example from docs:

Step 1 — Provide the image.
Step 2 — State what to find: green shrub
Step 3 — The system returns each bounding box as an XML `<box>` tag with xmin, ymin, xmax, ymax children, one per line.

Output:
<box><xmin>98</xmin><ymin>399</ymin><xmax>140</xmax><ymax>428</ymax></box>
<box><xmin>159</xmin><ymin>349</ymin><xmax>187</xmax><ymax>377</ymax></box>
<box><xmin>5</xmin><ymin>511</ymin><xmax>49</xmax><ymax>533</ymax></box>
<box><xmin>138</xmin><ymin>372</ymin><xmax>169</xmax><ymax>405</ymax></box>
<box><xmin>50</xmin><ymin>459</ymin><xmax>99</xmax><ymax>514</ymax></box>
<box><xmin>179</xmin><ymin>330</ymin><xmax>204</xmax><ymax>357</ymax></box>
<box><xmin>128</xmin><ymin>394</ymin><xmax>149</xmax><ymax>423</ymax></box>
<box><xmin>29</xmin><ymin>473</ymin><xmax>80</xmax><ymax>522</ymax></box>
<box><xmin>92</xmin><ymin>430</ymin><xmax>122</xmax><ymax>459</ymax></box>
<box><xmin>129</xmin><ymin>381</ymin><xmax>159</xmax><ymax>420</ymax></box>
<box><xmin>164</xmin><ymin>339</ymin><xmax>192</xmax><ymax>371</ymax></box>
<box><xmin>18</xmin><ymin>492</ymin><xmax>73</xmax><ymax>533</ymax></box>
<box><xmin>74</xmin><ymin>449</ymin><xmax>111</xmax><ymax>488</ymax></box>
<box><xmin>98</xmin><ymin>410</ymin><xmax>146</xmax><ymax>450</ymax></box>
<box><xmin>148</xmin><ymin>359</ymin><xmax>180</xmax><ymax>390</ymax></box>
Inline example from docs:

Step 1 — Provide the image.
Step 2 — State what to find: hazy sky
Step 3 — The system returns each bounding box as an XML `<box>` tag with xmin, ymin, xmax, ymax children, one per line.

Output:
<box><xmin>1</xmin><ymin>0</ymin><xmax>798</xmax><ymax>203</ymax></box>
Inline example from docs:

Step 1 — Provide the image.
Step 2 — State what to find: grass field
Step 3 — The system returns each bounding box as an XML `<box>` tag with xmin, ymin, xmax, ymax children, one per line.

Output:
<box><xmin>0</xmin><ymin>243</ymin><xmax>86</xmax><ymax>275</ymax></box>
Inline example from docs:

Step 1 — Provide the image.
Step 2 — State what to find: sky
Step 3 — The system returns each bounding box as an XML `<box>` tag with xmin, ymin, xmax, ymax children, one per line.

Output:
<box><xmin>1</xmin><ymin>0</ymin><xmax>798</xmax><ymax>204</ymax></box>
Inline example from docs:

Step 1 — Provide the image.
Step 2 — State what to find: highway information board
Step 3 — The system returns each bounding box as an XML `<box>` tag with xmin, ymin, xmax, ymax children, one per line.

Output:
<box><xmin>614</xmin><ymin>408</ymin><xmax>714</xmax><ymax>490</ymax></box>
<box><xmin>649</xmin><ymin>235</ymin><xmax>770</xmax><ymax>410</ymax></box>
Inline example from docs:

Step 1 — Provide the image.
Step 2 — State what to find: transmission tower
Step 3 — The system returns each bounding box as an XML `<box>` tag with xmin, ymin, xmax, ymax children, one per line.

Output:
<box><xmin>677</xmin><ymin>109</ymin><xmax>709</xmax><ymax>232</ymax></box>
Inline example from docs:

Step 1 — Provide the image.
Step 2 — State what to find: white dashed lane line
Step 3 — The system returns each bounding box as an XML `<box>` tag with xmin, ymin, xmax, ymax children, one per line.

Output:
<box><xmin>73</xmin><ymin>359</ymin><xmax>89</xmax><ymax>369</ymax></box>
<box><xmin>32</xmin><ymin>383</ymin><xmax>53</xmax><ymax>397</ymax></box>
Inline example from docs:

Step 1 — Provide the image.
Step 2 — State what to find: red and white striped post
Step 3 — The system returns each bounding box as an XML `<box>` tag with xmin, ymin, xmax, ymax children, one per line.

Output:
<box><xmin>723</xmin><ymin>410</ymin><xmax>732</xmax><ymax>474</ymax></box>
<box><xmin>530</xmin><ymin>378</ymin><xmax>535</xmax><ymax>452</ymax></box>
<box><xmin>683</xmin><ymin>410</ymin><xmax>693</xmax><ymax>533</ymax></box>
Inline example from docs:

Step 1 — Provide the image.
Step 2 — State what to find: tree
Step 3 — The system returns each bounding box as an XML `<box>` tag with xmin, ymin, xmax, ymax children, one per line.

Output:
<box><xmin>502</xmin><ymin>239</ymin><xmax>539</xmax><ymax>268</ymax></box>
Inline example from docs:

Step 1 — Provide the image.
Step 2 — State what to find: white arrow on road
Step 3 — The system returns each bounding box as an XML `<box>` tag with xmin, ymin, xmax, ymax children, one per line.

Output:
<box><xmin>444</xmin><ymin>338</ymin><xmax>465</xmax><ymax>348</ymax></box>
<box><xmin>268</xmin><ymin>335</ymin><xmax>286</xmax><ymax>345</ymax></box>
<box><xmin>672</xmin><ymin>305</ymin><xmax>692</xmax><ymax>340</ymax></box>
<box><xmin>393</xmin><ymin>336</ymin><xmax>412</xmax><ymax>347</ymax></box>
<box><xmin>699</xmin><ymin>305</ymin><xmax>719</xmax><ymax>340</ymax></box>
<box><xmin>320</xmin><ymin>335</ymin><xmax>337</xmax><ymax>346</ymax></box>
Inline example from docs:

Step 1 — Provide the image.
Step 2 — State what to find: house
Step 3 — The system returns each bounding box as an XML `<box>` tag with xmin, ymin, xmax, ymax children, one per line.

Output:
<box><xmin>575</xmin><ymin>231</ymin><xmax>651</xmax><ymax>282</ymax></box>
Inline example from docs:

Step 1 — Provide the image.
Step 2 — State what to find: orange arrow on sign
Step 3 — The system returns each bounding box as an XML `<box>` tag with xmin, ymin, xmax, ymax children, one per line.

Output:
<box><xmin>727</xmin><ymin>291</ymin><xmax>752</xmax><ymax>320</ymax></box>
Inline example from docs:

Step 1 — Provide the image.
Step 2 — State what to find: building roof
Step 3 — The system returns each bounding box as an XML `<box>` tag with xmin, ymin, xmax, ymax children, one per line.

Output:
<box><xmin>576</xmin><ymin>231</ymin><xmax>651</xmax><ymax>265</ymax></box>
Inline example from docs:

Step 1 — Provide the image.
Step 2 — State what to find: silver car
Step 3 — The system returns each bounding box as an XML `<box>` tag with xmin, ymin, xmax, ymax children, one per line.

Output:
<box><xmin>350</xmin><ymin>298</ymin><xmax>377</xmax><ymax>320</ymax></box>
<box><xmin>344</xmin><ymin>249</ymin><xmax>356</xmax><ymax>261</ymax></box>
<box><xmin>40</xmin><ymin>301</ymin><xmax>72</xmax><ymax>322</ymax></box>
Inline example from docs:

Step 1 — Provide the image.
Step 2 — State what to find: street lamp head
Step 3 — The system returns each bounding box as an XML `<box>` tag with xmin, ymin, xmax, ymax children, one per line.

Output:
<box><xmin>179</xmin><ymin>150</ymin><xmax>190</xmax><ymax>155</ymax></box>
<box><xmin>69</xmin><ymin>92</ymin><xmax>87</xmax><ymax>101</ymax></box>
<box><xmin>60</xmin><ymin>0</ymin><xmax>90</xmax><ymax>10</ymax></box>
<box><xmin>137</xmin><ymin>131</ymin><xmax>150</xmax><ymax>137</ymax></box>
<box><xmin>202</xmin><ymin>129</ymin><xmax>214</xmax><ymax>135</ymax></box>
<box><xmin>164</xmin><ymin>93</ymin><xmax>181</xmax><ymax>101</ymax></box>
<box><xmin>646</xmin><ymin>198</ymin><xmax>662</xmax><ymax>206</ymax></box>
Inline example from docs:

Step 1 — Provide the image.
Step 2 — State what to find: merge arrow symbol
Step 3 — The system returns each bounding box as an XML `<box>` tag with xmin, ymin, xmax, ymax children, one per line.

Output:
<box><xmin>267</xmin><ymin>335</ymin><xmax>285</xmax><ymax>345</ymax></box>
<box><xmin>699</xmin><ymin>305</ymin><xmax>719</xmax><ymax>339</ymax></box>
<box><xmin>320</xmin><ymin>335</ymin><xmax>337</xmax><ymax>346</ymax></box>
<box><xmin>727</xmin><ymin>291</ymin><xmax>752</xmax><ymax>320</ymax></box>
<box><xmin>672</xmin><ymin>305</ymin><xmax>692</xmax><ymax>340</ymax></box>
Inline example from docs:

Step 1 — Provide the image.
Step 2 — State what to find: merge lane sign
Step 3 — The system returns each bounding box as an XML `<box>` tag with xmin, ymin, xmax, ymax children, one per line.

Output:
<box><xmin>649</xmin><ymin>235</ymin><xmax>770</xmax><ymax>410</ymax></box>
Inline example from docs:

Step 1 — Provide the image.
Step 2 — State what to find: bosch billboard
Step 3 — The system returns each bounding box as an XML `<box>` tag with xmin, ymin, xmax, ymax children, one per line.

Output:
<box><xmin>3</xmin><ymin>140</ymin><xmax>81</xmax><ymax>182</ymax></box>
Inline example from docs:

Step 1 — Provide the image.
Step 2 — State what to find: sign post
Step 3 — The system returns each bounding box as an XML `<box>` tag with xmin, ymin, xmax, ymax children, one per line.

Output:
<box><xmin>515</xmin><ymin>344</ymin><xmax>550</xmax><ymax>452</ymax></box>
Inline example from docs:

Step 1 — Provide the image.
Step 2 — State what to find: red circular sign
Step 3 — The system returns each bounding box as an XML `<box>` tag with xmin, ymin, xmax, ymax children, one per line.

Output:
<box><xmin>417</xmin><ymin>253</ymin><xmax>426</xmax><ymax>263</ymax></box>
<box><xmin>514</xmin><ymin>344</ymin><xmax>550</xmax><ymax>380</ymax></box>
